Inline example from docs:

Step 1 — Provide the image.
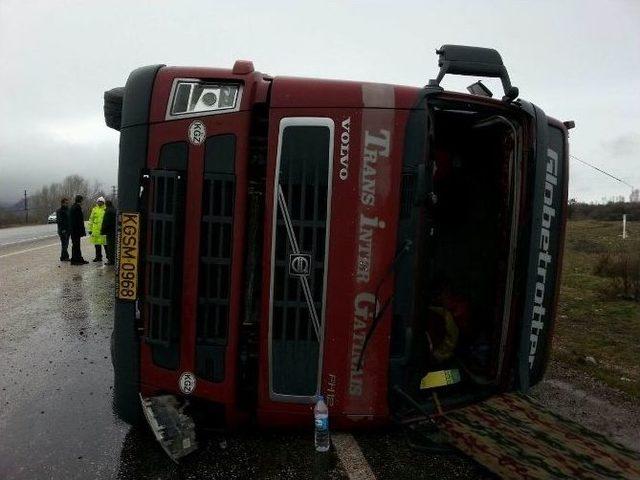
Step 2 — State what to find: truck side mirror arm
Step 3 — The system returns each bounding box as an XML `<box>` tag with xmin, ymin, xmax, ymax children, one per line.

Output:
<box><xmin>428</xmin><ymin>44</ymin><xmax>519</xmax><ymax>102</ymax></box>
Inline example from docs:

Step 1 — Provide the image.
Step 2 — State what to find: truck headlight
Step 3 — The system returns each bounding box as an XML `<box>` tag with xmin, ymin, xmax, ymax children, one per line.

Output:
<box><xmin>168</xmin><ymin>80</ymin><xmax>240</xmax><ymax>118</ymax></box>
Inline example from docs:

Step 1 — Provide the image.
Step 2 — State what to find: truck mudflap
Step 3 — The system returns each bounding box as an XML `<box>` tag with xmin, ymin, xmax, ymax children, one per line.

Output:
<box><xmin>435</xmin><ymin>393</ymin><xmax>640</xmax><ymax>479</ymax></box>
<box><xmin>140</xmin><ymin>394</ymin><xmax>198</xmax><ymax>462</ymax></box>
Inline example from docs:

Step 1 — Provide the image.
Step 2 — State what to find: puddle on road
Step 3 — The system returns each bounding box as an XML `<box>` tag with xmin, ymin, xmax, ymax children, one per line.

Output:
<box><xmin>0</xmin><ymin>261</ymin><xmax>126</xmax><ymax>479</ymax></box>
<box><xmin>0</xmin><ymin>259</ymin><xmax>346</xmax><ymax>480</ymax></box>
<box><xmin>2</xmin><ymin>243</ymin><xmax>474</xmax><ymax>480</ymax></box>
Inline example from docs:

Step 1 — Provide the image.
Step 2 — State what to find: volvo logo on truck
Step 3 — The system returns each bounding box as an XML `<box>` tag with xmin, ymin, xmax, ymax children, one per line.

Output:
<box><xmin>289</xmin><ymin>253</ymin><xmax>311</xmax><ymax>277</ymax></box>
<box><xmin>339</xmin><ymin>117</ymin><xmax>351</xmax><ymax>180</ymax></box>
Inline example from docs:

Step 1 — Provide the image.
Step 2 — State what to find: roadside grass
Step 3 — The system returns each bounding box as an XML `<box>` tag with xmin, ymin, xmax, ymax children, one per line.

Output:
<box><xmin>553</xmin><ymin>220</ymin><xmax>640</xmax><ymax>398</ymax></box>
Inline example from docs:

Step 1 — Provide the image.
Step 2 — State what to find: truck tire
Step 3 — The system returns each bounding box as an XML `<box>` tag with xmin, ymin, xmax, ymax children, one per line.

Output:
<box><xmin>104</xmin><ymin>87</ymin><xmax>124</xmax><ymax>131</ymax></box>
<box><xmin>111</xmin><ymin>327</ymin><xmax>143</xmax><ymax>425</ymax></box>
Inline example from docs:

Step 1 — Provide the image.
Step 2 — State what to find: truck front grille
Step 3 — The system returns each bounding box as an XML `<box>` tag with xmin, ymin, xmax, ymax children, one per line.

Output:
<box><xmin>144</xmin><ymin>169</ymin><xmax>185</xmax><ymax>370</ymax></box>
<box><xmin>270</xmin><ymin>121</ymin><xmax>333</xmax><ymax>399</ymax></box>
<box><xmin>196</xmin><ymin>134</ymin><xmax>236</xmax><ymax>383</ymax></box>
<box><xmin>196</xmin><ymin>173</ymin><xmax>235</xmax><ymax>382</ymax></box>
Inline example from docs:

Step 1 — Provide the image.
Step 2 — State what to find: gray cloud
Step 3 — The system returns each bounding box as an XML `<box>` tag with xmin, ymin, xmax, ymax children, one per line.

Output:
<box><xmin>1</xmin><ymin>0</ymin><xmax>639</xmax><ymax>203</ymax></box>
<box><xmin>603</xmin><ymin>134</ymin><xmax>640</xmax><ymax>158</ymax></box>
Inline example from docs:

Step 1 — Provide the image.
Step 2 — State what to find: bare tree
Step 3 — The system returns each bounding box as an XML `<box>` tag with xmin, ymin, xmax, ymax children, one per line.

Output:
<box><xmin>10</xmin><ymin>174</ymin><xmax>106</xmax><ymax>225</ymax></box>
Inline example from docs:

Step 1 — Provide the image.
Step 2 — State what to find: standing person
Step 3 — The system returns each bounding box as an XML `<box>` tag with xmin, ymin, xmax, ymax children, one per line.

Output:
<box><xmin>88</xmin><ymin>197</ymin><xmax>107</xmax><ymax>262</ymax></box>
<box><xmin>56</xmin><ymin>197</ymin><xmax>71</xmax><ymax>261</ymax></box>
<box><xmin>102</xmin><ymin>199</ymin><xmax>117</xmax><ymax>266</ymax></box>
<box><xmin>69</xmin><ymin>195</ymin><xmax>88</xmax><ymax>265</ymax></box>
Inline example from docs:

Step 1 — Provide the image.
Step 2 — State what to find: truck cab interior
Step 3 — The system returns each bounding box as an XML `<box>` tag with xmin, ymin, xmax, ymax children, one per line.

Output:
<box><xmin>398</xmin><ymin>99</ymin><xmax>524</xmax><ymax>412</ymax></box>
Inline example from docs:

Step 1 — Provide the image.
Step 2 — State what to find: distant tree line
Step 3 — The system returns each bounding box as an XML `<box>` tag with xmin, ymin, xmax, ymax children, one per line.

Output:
<box><xmin>569</xmin><ymin>199</ymin><xmax>640</xmax><ymax>221</ymax></box>
<box><xmin>0</xmin><ymin>175</ymin><xmax>111</xmax><ymax>227</ymax></box>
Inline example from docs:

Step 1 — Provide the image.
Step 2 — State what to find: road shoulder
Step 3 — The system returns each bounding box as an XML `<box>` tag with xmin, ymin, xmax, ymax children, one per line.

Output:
<box><xmin>530</xmin><ymin>359</ymin><xmax>640</xmax><ymax>452</ymax></box>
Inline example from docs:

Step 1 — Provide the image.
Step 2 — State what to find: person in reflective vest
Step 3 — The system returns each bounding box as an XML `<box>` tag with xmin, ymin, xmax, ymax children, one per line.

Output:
<box><xmin>88</xmin><ymin>196</ymin><xmax>107</xmax><ymax>262</ymax></box>
<box><xmin>101</xmin><ymin>199</ymin><xmax>117</xmax><ymax>265</ymax></box>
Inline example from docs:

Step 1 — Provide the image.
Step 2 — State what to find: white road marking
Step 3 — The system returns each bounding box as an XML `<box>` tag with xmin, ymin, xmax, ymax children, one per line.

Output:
<box><xmin>332</xmin><ymin>433</ymin><xmax>376</xmax><ymax>480</ymax></box>
<box><xmin>0</xmin><ymin>243</ymin><xmax>59</xmax><ymax>259</ymax></box>
<box><xmin>0</xmin><ymin>234</ymin><xmax>58</xmax><ymax>247</ymax></box>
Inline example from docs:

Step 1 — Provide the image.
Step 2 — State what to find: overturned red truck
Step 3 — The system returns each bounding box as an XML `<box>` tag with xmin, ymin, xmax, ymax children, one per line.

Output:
<box><xmin>104</xmin><ymin>45</ymin><xmax>570</xmax><ymax>458</ymax></box>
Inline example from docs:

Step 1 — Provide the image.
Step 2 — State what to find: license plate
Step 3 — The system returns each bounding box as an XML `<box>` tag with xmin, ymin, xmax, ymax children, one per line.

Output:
<box><xmin>117</xmin><ymin>213</ymin><xmax>140</xmax><ymax>300</ymax></box>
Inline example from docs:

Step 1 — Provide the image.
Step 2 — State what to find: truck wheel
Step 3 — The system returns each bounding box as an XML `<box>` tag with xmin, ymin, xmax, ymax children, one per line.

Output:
<box><xmin>111</xmin><ymin>328</ymin><xmax>143</xmax><ymax>425</ymax></box>
<box><xmin>104</xmin><ymin>87</ymin><xmax>124</xmax><ymax>131</ymax></box>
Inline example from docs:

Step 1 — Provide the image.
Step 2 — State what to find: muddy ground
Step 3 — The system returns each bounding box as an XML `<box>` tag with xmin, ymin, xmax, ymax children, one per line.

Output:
<box><xmin>531</xmin><ymin>360</ymin><xmax>640</xmax><ymax>452</ymax></box>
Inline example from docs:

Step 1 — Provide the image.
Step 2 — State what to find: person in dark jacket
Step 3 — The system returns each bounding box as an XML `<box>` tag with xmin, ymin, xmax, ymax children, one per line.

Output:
<box><xmin>102</xmin><ymin>199</ymin><xmax>117</xmax><ymax>265</ymax></box>
<box><xmin>56</xmin><ymin>197</ymin><xmax>71</xmax><ymax>261</ymax></box>
<box><xmin>69</xmin><ymin>194</ymin><xmax>88</xmax><ymax>265</ymax></box>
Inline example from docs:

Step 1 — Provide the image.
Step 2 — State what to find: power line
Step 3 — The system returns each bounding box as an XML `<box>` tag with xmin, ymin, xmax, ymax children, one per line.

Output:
<box><xmin>24</xmin><ymin>189</ymin><xmax>28</xmax><ymax>224</ymax></box>
<box><xmin>570</xmin><ymin>154</ymin><xmax>635</xmax><ymax>189</ymax></box>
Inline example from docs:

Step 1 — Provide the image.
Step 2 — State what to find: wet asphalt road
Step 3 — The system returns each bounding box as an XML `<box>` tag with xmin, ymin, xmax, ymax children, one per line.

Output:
<box><xmin>0</xmin><ymin>223</ymin><xmax>58</xmax><ymax>246</ymax></box>
<box><xmin>0</xmin><ymin>236</ymin><xmax>127</xmax><ymax>479</ymax></box>
<box><xmin>0</xmin><ymin>232</ymin><xmax>491</xmax><ymax>480</ymax></box>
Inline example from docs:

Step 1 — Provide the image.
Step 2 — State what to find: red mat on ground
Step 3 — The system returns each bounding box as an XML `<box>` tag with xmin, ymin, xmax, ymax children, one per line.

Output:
<box><xmin>435</xmin><ymin>392</ymin><xmax>640</xmax><ymax>479</ymax></box>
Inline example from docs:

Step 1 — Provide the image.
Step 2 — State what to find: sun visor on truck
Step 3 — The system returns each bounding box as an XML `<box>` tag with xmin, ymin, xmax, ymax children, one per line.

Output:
<box><xmin>103</xmin><ymin>64</ymin><xmax>164</xmax><ymax>131</ymax></box>
<box><xmin>104</xmin><ymin>87</ymin><xmax>124</xmax><ymax>131</ymax></box>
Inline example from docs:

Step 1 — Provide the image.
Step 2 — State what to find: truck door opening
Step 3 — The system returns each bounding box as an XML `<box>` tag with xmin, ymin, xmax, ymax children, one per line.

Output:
<box><xmin>402</xmin><ymin>103</ymin><xmax>522</xmax><ymax>406</ymax></box>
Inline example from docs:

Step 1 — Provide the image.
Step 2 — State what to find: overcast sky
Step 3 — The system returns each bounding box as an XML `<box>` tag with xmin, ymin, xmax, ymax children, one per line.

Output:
<box><xmin>1</xmin><ymin>0</ymin><xmax>638</xmax><ymax>204</ymax></box>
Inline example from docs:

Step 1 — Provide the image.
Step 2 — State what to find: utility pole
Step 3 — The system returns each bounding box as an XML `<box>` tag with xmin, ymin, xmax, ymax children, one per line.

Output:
<box><xmin>111</xmin><ymin>185</ymin><xmax>118</xmax><ymax>208</ymax></box>
<box><xmin>24</xmin><ymin>189</ymin><xmax>28</xmax><ymax>224</ymax></box>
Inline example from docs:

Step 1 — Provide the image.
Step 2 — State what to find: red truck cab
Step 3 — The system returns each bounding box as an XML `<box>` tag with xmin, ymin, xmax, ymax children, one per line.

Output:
<box><xmin>104</xmin><ymin>45</ymin><xmax>569</xmax><ymax>458</ymax></box>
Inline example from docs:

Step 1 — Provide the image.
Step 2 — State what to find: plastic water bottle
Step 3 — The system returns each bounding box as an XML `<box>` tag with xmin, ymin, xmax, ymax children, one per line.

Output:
<box><xmin>314</xmin><ymin>395</ymin><xmax>330</xmax><ymax>452</ymax></box>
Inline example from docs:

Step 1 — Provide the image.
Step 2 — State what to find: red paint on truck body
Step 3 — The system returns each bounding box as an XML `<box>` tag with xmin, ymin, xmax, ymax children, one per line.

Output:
<box><xmin>130</xmin><ymin>64</ymin><xmax>568</xmax><ymax>429</ymax></box>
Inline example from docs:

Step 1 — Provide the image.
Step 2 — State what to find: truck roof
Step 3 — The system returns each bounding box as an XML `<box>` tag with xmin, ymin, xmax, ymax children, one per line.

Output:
<box><xmin>154</xmin><ymin>65</ymin><xmax>513</xmax><ymax>112</ymax></box>
<box><xmin>269</xmin><ymin>76</ymin><xmax>422</xmax><ymax>109</ymax></box>
<box><xmin>148</xmin><ymin>64</ymin><xmax>564</xmax><ymax>129</ymax></box>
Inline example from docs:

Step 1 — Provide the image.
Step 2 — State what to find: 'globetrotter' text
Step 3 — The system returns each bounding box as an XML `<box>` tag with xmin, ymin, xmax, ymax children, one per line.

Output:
<box><xmin>529</xmin><ymin>148</ymin><xmax>558</xmax><ymax>368</ymax></box>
